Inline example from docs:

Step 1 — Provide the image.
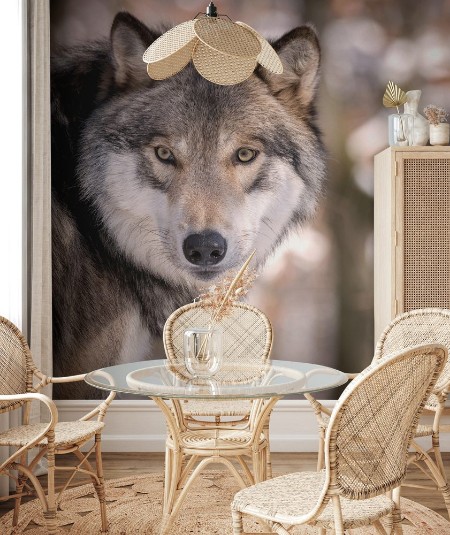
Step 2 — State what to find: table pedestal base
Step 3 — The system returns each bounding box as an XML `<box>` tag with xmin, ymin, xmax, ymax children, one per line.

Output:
<box><xmin>152</xmin><ymin>396</ymin><xmax>279</xmax><ymax>535</ymax></box>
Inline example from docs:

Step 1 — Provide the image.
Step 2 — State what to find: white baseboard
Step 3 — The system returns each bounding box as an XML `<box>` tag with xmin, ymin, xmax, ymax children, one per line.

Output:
<box><xmin>55</xmin><ymin>399</ymin><xmax>450</xmax><ymax>453</ymax></box>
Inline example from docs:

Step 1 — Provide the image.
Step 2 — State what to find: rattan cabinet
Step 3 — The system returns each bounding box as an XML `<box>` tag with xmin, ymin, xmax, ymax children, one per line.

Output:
<box><xmin>374</xmin><ymin>147</ymin><xmax>450</xmax><ymax>339</ymax></box>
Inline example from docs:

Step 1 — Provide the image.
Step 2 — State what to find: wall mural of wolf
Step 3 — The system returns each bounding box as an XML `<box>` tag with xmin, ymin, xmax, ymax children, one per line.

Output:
<box><xmin>51</xmin><ymin>12</ymin><xmax>325</xmax><ymax>398</ymax></box>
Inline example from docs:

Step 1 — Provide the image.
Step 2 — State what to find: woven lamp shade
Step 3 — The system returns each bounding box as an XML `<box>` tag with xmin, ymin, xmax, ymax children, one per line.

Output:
<box><xmin>193</xmin><ymin>41</ymin><xmax>257</xmax><ymax>85</ymax></box>
<box><xmin>194</xmin><ymin>17</ymin><xmax>261</xmax><ymax>58</ymax></box>
<box><xmin>143</xmin><ymin>20</ymin><xmax>197</xmax><ymax>80</ymax></box>
<box><xmin>142</xmin><ymin>8</ymin><xmax>283</xmax><ymax>86</ymax></box>
<box><xmin>235</xmin><ymin>21</ymin><xmax>283</xmax><ymax>74</ymax></box>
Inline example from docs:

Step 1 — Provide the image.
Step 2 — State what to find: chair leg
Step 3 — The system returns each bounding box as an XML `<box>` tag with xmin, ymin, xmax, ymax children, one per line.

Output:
<box><xmin>73</xmin><ymin>435</ymin><xmax>109</xmax><ymax>533</ymax></box>
<box><xmin>94</xmin><ymin>433</ymin><xmax>108</xmax><ymax>534</ymax></box>
<box><xmin>392</xmin><ymin>487</ymin><xmax>403</xmax><ymax>534</ymax></box>
<box><xmin>331</xmin><ymin>495</ymin><xmax>345</xmax><ymax>535</ymax></box>
<box><xmin>430</xmin><ymin>432</ymin><xmax>450</xmax><ymax>516</ymax></box>
<box><xmin>163</xmin><ymin>446</ymin><xmax>173</xmax><ymax>511</ymax></box>
<box><xmin>373</xmin><ymin>519</ymin><xmax>389</xmax><ymax>534</ymax></box>
<box><xmin>232</xmin><ymin>509</ymin><xmax>244</xmax><ymax>534</ymax></box>
<box><xmin>263</xmin><ymin>420</ymin><xmax>272</xmax><ymax>479</ymax></box>
<box><xmin>163</xmin><ymin>450</ymin><xmax>183</xmax><ymax>520</ymax></box>
<box><xmin>438</xmin><ymin>482</ymin><xmax>450</xmax><ymax>519</ymax></box>
<box><xmin>432</xmin><ymin>432</ymin><xmax>446</xmax><ymax>478</ymax></box>
<box><xmin>253</xmin><ymin>451</ymin><xmax>265</xmax><ymax>483</ymax></box>
<box><xmin>317</xmin><ymin>428</ymin><xmax>325</xmax><ymax>471</ymax></box>
<box><xmin>43</xmin><ymin>431</ymin><xmax>58</xmax><ymax>535</ymax></box>
<box><xmin>417</xmin><ymin>446</ymin><xmax>450</xmax><ymax>519</ymax></box>
<box><xmin>12</xmin><ymin>451</ymin><xmax>28</xmax><ymax>526</ymax></box>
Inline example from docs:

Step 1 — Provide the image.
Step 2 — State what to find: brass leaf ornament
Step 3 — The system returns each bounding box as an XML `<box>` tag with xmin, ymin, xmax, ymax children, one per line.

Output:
<box><xmin>383</xmin><ymin>81</ymin><xmax>407</xmax><ymax>109</ymax></box>
<box><xmin>143</xmin><ymin>2</ymin><xmax>283</xmax><ymax>85</ymax></box>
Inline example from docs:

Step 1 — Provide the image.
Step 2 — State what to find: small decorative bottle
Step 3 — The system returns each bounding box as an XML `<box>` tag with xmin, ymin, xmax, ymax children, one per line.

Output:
<box><xmin>404</xmin><ymin>90</ymin><xmax>429</xmax><ymax>146</ymax></box>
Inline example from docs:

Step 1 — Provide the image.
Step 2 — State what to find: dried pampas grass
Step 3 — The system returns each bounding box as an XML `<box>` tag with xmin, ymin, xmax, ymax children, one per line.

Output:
<box><xmin>423</xmin><ymin>105</ymin><xmax>448</xmax><ymax>126</ymax></box>
<box><xmin>197</xmin><ymin>251</ymin><xmax>257</xmax><ymax>321</ymax></box>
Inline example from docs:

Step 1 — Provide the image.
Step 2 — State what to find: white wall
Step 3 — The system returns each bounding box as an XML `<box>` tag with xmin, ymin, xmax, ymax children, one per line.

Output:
<box><xmin>56</xmin><ymin>399</ymin><xmax>450</xmax><ymax>453</ymax></box>
<box><xmin>0</xmin><ymin>0</ymin><xmax>27</xmax><ymax>496</ymax></box>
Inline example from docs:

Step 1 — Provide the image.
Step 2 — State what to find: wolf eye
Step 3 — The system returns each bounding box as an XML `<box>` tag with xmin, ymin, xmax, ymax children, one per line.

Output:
<box><xmin>236</xmin><ymin>148</ymin><xmax>258</xmax><ymax>163</ymax></box>
<box><xmin>155</xmin><ymin>146</ymin><xmax>175</xmax><ymax>163</ymax></box>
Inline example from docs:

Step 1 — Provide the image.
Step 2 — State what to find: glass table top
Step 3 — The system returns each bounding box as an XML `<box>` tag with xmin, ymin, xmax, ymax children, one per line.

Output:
<box><xmin>85</xmin><ymin>359</ymin><xmax>348</xmax><ymax>400</ymax></box>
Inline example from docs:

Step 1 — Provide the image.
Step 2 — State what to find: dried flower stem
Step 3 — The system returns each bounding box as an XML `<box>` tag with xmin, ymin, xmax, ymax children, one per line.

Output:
<box><xmin>396</xmin><ymin>105</ymin><xmax>407</xmax><ymax>142</ymax></box>
<box><xmin>196</xmin><ymin>250</ymin><xmax>256</xmax><ymax>361</ymax></box>
<box><xmin>423</xmin><ymin>105</ymin><xmax>448</xmax><ymax>126</ymax></box>
<box><xmin>211</xmin><ymin>250</ymin><xmax>255</xmax><ymax>323</ymax></box>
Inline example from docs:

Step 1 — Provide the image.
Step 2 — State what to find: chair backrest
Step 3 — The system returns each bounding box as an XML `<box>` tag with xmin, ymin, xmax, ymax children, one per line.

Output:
<box><xmin>375</xmin><ymin>309</ymin><xmax>450</xmax><ymax>403</ymax></box>
<box><xmin>0</xmin><ymin>316</ymin><xmax>35</xmax><ymax>413</ymax></box>
<box><xmin>163</xmin><ymin>302</ymin><xmax>272</xmax><ymax>382</ymax></box>
<box><xmin>326</xmin><ymin>344</ymin><xmax>446</xmax><ymax>500</ymax></box>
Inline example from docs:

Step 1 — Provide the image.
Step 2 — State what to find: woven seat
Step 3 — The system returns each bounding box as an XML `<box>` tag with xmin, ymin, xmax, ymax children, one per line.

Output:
<box><xmin>233</xmin><ymin>471</ymin><xmax>393</xmax><ymax>529</ymax></box>
<box><xmin>175</xmin><ymin>428</ymin><xmax>265</xmax><ymax>451</ymax></box>
<box><xmin>0</xmin><ymin>421</ymin><xmax>104</xmax><ymax>448</ymax></box>
<box><xmin>415</xmin><ymin>424</ymin><xmax>434</xmax><ymax>437</ymax></box>
<box><xmin>232</xmin><ymin>345</ymin><xmax>446</xmax><ymax>534</ymax></box>
<box><xmin>306</xmin><ymin>308</ymin><xmax>450</xmax><ymax>518</ymax></box>
<box><xmin>181</xmin><ymin>399</ymin><xmax>252</xmax><ymax>417</ymax></box>
<box><xmin>0</xmin><ymin>316</ymin><xmax>115</xmax><ymax>534</ymax></box>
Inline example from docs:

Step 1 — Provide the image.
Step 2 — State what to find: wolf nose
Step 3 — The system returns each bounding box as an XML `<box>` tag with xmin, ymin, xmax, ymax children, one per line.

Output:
<box><xmin>183</xmin><ymin>231</ymin><xmax>227</xmax><ymax>266</ymax></box>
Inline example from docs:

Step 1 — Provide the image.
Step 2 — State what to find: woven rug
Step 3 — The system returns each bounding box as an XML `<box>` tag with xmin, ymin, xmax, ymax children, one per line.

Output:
<box><xmin>1</xmin><ymin>471</ymin><xmax>450</xmax><ymax>534</ymax></box>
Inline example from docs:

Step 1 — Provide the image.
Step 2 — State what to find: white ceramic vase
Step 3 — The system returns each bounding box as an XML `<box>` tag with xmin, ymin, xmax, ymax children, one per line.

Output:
<box><xmin>429</xmin><ymin>123</ymin><xmax>450</xmax><ymax>146</ymax></box>
<box><xmin>404</xmin><ymin>90</ymin><xmax>429</xmax><ymax>146</ymax></box>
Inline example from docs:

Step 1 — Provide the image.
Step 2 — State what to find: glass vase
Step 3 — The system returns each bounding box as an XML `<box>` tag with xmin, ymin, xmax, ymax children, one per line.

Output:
<box><xmin>183</xmin><ymin>326</ymin><xmax>223</xmax><ymax>378</ymax></box>
<box><xmin>388</xmin><ymin>113</ymin><xmax>414</xmax><ymax>147</ymax></box>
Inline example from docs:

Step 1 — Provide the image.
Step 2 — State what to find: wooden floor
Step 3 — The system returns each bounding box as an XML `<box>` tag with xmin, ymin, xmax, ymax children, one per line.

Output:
<box><xmin>1</xmin><ymin>452</ymin><xmax>450</xmax><ymax>521</ymax></box>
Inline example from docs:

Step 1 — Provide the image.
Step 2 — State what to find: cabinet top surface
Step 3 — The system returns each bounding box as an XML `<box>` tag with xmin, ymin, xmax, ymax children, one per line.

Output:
<box><xmin>377</xmin><ymin>146</ymin><xmax>450</xmax><ymax>157</ymax></box>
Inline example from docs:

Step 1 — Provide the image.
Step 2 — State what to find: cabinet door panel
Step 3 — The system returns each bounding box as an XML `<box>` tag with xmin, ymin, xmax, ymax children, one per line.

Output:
<box><xmin>396</xmin><ymin>153</ymin><xmax>450</xmax><ymax>311</ymax></box>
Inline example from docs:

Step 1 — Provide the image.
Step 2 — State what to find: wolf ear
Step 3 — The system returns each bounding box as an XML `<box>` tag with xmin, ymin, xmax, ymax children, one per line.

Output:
<box><xmin>111</xmin><ymin>12</ymin><xmax>159</xmax><ymax>89</ymax></box>
<box><xmin>262</xmin><ymin>26</ymin><xmax>320</xmax><ymax>113</ymax></box>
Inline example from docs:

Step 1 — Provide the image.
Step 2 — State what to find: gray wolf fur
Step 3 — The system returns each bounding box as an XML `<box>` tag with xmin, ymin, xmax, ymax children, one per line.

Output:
<box><xmin>51</xmin><ymin>12</ymin><xmax>326</xmax><ymax>398</ymax></box>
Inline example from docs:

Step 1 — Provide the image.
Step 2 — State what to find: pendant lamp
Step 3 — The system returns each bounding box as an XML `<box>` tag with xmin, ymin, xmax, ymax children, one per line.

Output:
<box><xmin>142</xmin><ymin>2</ymin><xmax>283</xmax><ymax>85</ymax></box>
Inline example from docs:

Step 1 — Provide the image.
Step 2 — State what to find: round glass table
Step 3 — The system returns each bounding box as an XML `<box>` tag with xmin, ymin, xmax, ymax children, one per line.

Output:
<box><xmin>86</xmin><ymin>360</ymin><xmax>347</xmax><ymax>534</ymax></box>
<box><xmin>85</xmin><ymin>359</ymin><xmax>347</xmax><ymax>399</ymax></box>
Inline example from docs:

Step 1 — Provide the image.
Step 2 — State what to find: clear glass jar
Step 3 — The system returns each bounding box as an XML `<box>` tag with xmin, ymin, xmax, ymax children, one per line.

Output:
<box><xmin>388</xmin><ymin>113</ymin><xmax>414</xmax><ymax>146</ymax></box>
<box><xmin>183</xmin><ymin>326</ymin><xmax>223</xmax><ymax>378</ymax></box>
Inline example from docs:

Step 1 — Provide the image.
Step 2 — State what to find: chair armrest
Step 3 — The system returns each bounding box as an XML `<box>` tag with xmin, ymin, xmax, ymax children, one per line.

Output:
<box><xmin>0</xmin><ymin>392</ymin><xmax>58</xmax><ymax>426</ymax></box>
<box><xmin>48</xmin><ymin>371</ymin><xmax>115</xmax><ymax>422</ymax></box>
<box><xmin>304</xmin><ymin>393</ymin><xmax>333</xmax><ymax>417</ymax></box>
<box><xmin>0</xmin><ymin>393</ymin><xmax>58</xmax><ymax>471</ymax></box>
<box><xmin>79</xmin><ymin>390</ymin><xmax>116</xmax><ymax>422</ymax></box>
<box><xmin>48</xmin><ymin>373</ymin><xmax>87</xmax><ymax>384</ymax></box>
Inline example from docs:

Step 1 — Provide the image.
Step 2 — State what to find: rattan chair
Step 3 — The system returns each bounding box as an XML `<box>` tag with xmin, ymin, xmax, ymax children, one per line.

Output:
<box><xmin>161</xmin><ymin>302</ymin><xmax>273</xmax><ymax>532</ymax></box>
<box><xmin>231</xmin><ymin>344</ymin><xmax>446</xmax><ymax>535</ymax></box>
<box><xmin>306</xmin><ymin>308</ymin><xmax>450</xmax><ymax>516</ymax></box>
<box><xmin>164</xmin><ymin>301</ymin><xmax>272</xmax><ymax>438</ymax></box>
<box><xmin>0</xmin><ymin>316</ymin><xmax>115</xmax><ymax>534</ymax></box>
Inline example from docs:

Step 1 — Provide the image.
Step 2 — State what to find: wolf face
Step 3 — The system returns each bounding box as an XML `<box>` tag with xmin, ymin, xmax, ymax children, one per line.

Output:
<box><xmin>51</xmin><ymin>13</ymin><xmax>326</xmax><ymax>396</ymax></box>
<box><xmin>77</xmin><ymin>14</ymin><xmax>325</xmax><ymax>287</ymax></box>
